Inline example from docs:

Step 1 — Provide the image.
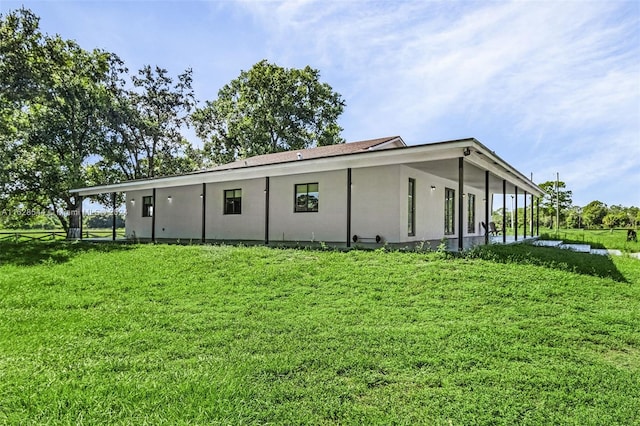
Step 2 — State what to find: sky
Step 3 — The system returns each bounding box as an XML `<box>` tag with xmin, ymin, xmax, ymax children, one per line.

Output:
<box><xmin>2</xmin><ymin>0</ymin><xmax>639</xmax><ymax>208</ymax></box>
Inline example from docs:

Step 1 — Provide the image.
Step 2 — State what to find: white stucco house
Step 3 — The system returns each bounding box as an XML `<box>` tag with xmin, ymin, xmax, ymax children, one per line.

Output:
<box><xmin>72</xmin><ymin>136</ymin><xmax>544</xmax><ymax>250</ymax></box>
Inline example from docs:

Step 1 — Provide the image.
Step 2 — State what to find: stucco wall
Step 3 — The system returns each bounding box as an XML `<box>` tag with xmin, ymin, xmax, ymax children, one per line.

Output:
<box><xmin>205</xmin><ymin>178</ymin><xmax>266</xmax><ymax>241</ymax></box>
<box><xmin>269</xmin><ymin>170</ymin><xmax>348</xmax><ymax>243</ymax></box>
<box><xmin>350</xmin><ymin>165</ymin><xmax>401</xmax><ymax>243</ymax></box>
<box><xmin>125</xmin><ymin>189</ymin><xmax>154</xmax><ymax>239</ymax></box>
<box><xmin>123</xmin><ymin>164</ymin><xmax>489</xmax><ymax>244</ymax></box>
<box><xmin>155</xmin><ymin>185</ymin><xmax>202</xmax><ymax>240</ymax></box>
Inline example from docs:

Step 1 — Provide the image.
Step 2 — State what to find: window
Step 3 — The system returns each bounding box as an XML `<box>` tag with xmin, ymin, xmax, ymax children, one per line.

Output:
<box><xmin>467</xmin><ymin>193</ymin><xmax>476</xmax><ymax>233</ymax></box>
<box><xmin>444</xmin><ymin>188</ymin><xmax>455</xmax><ymax>235</ymax></box>
<box><xmin>295</xmin><ymin>183</ymin><xmax>319</xmax><ymax>212</ymax></box>
<box><xmin>408</xmin><ymin>178</ymin><xmax>416</xmax><ymax>236</ymax></box>
<box><xmin>142</xmin><ymin>196</ymin><xmax>153</xmax><ymax>217</ymax></box>
<box><xmin>224</xmin><ymin>189</ymin><xmax>242</xmax><ymax>214</ymax></box>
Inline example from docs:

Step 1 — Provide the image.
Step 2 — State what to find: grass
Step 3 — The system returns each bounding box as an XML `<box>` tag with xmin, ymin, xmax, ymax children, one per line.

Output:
<box><xmin>539</xmin><ymin>227</ymin><xmax>640</xmax><ymax>252</ymax></box>
<box><xmin>1</xmin><ymin>241</ymin><xmax>639</xmax><ymax>424</ymax></box>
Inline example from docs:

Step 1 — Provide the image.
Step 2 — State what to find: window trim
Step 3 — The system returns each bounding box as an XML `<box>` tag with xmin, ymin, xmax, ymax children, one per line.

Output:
<box><xmin>408</xmin><ymin>178</ymin><xmax>416</xmax><ymax>236</ymax></box>
<box><xmin>142</xmin><ymin>195</ymin><xmax>153</xmax><ymax>217</ymax></box>
<box><xmin>294</xmin><ymin>183</ymin><xmax>319</xmax><ymax>213</ymax></box>
<box><xmin>445</xmin><ymin>187</ymin><xmax>455</xmax><ymax>235</ymax></box>
<box><xmin>224</xmin><ymin>188</ymin><xmax>242</xmax><ymax>215</ymax></box>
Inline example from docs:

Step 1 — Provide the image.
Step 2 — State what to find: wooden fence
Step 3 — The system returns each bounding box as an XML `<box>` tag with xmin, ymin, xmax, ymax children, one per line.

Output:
<box><xmin>0</xmin><ymin>230</ymin><xmax>126</xmax><ymax>242</ymax></box>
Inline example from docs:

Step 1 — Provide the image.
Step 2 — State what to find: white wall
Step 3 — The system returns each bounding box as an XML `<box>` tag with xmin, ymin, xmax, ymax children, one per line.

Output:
<box><xmin>123</xmin><ymin>164</ymin><xmax>490</xmax><ymax>244</ymax></box>
<box><xmin>125</xmin><ymin>189</ymin><xmax>154</xmax><ymax>239</ymax></box>
<box><xmin>205</xmin><ymin>178</ymin><xmax>266</xmax><ymax>241</ymax></box>
<box><xmin>351</xmin><ymin>165</ymin><xmax>401</xmax><ymax>243</ymax></box>
<box><xmin>155</xmin><ymin>185</ymin><xmax>202</xmax><ymax>240</ymax></box>
<box><xmin>269</xmin><ymin>170</ymin><xmax>348</xmax><ymax>243</ymax></box>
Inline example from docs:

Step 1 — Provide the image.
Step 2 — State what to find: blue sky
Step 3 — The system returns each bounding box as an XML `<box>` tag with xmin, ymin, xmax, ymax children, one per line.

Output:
<box><xmin>2</xmin><ymin>0</ymin><xmax>639</xmax><ymax>207</ymax></box>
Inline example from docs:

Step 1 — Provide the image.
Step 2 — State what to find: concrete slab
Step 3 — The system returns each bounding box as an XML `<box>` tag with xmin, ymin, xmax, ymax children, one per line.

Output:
<box><xmin>559</xmin><ymin>244</ymin><xmax>591</xmax><ymax>253</ymax></box>
<box><xmin>533</xmin><ymin>240</ymin><xmax>563</xmax><ymax>247</ymax></box>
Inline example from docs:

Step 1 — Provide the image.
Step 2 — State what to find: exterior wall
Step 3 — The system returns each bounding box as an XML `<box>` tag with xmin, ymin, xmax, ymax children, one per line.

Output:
<box><xmin>206</xmin><ymin>178</ymin><xmax>265</xmax><ymax>241</ymax></box>
<box><xmin>269</xmin><ymin>170</ymin><xmax>347</xmax><ymax>244</ymax></box>
<box><xmin>123</xmin><ymin>163</ymin><xmax>490</xmax><ymax>245</ymax></box>
<box><xmin>155</xmin><ymin>185</ymin><xmax>202</xmax><ymax>240</ymax></box>
<box><xmin>400</xmin><ymin>165</ymin><xmax>486</xmax><ymax>243</ymax></box>
<box><xmin>351</xmin><ymin>165</ymin><xmax>401</xmax><ymax>243</ymax></box>
<box><xmin>125</xmin><ymin>189</ymin><xmax>154</xmax><ymax>239</ymax></box>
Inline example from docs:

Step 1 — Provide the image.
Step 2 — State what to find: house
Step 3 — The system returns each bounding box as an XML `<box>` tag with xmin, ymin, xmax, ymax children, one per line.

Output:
<box><xmin>71</xmin><ymin>136</ymin><xmax>544</xmax><ymax>250</ymax></box>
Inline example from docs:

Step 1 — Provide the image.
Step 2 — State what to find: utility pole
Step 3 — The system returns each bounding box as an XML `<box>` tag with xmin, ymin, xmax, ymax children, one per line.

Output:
<box><xmin>556</xmin><ymin>172</ymin><xmax>560</xmax><ymax>236</ymax></box>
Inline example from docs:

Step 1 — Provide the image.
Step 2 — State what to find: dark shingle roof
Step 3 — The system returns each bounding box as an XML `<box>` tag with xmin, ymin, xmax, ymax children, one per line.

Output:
<box><xmin>210</xmin><ymin>136</ymin><xmax>404</xmax><ymax>171</ymax></box>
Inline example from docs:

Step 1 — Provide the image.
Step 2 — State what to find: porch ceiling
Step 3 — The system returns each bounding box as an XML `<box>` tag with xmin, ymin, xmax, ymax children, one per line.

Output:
<box><xmin>405</xmin><ymin>158</ymin><xmax>534</xmax><ymax>195</ymax></box>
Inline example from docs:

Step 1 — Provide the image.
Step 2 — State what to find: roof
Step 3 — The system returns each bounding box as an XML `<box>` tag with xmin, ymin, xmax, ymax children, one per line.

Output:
<box><xmin>71</xmin><ymin>136</ymin><xmax>544</xmax><ymax>197</ymax></box>
<box><xmin>210</xmin><ymin>136</ymin><xmax>405</xmax><ymax>171</ymax></box>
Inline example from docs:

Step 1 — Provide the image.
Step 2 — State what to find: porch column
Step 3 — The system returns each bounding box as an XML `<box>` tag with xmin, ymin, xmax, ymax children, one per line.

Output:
<box><xmin>347</xmin><ymin>168</ymin><xmax>352</xmax><ymax>248</ymax></box>
<box><xmin>523</xmin><ymin>191</ymin><xmax>527</xmax><ymax>238</ymax></box>
<box><xmin>201</xmin><ymin>183</ymin><xmax>206</xmax><ymax>243</ymax></box>
<box><xmin>530</xmin><ymin>193</ymin><xmax>534</xmax><ymax>236</ymax></box>
<box><xmin>264</xmin><ymin>177</ymin><xmax>270</xmax><ymax>245</ymax></box>
<box><xmin>151</xmin><ymin>188</ymin><xmax>156</xmax><ymax>243</ymax></box>
<box><xmin>536</xmin><ymin>197</ymin><xmax>540</xmax><ymax>236</ymax></box>
<box><xmin>458</xmin><ymin>157</ymin><xmax>464</xmax><ymax>251</ymax></box>
<box><xmin>79</xmin><ymin>196</ymin><xmax>83</xmax><ymax>241</ymax></box>
<box><xmin>502</xmin><ymin>180</ymin><xmax>506</xmax><ymax>244</ymax></box>
<box><xmin>484</xmin><ymin>171</ymin><xmax>489</xmax><ymax>245</ymax></box>
<box><xmin>514</xmin><ymin>187</ymin><xmax>518</xmax><ymax>241</ymax></box>
<box><xmin>112</xmin><ymin>192</ymin><xmax>117</xmax><ymax>241</ymax></box>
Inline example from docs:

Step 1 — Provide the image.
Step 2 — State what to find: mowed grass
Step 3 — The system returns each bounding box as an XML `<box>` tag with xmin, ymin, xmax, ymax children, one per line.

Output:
<box><xmin>0</xmin><ymin>242</ymin><xmax>639</xmax><ymax>424</ymax></box>
<box><xmin>541</xmin><ymin>227</ymin><xmax>640</xmax><ymax>252</ymax></box>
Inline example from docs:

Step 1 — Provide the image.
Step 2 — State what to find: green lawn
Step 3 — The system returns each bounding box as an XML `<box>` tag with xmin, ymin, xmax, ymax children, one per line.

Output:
<box><xmin>1</xmin><ymin>242</ymin><xmax>639</xmax><ymax>424</ymax></box>
<box><xmin>539</xmin><ymin>227</ymin><xmax>640</xmax><ymax>252</ymax></box>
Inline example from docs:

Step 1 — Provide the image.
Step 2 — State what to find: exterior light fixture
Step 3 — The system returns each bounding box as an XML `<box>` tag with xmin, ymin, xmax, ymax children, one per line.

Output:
<box><xmin>167</xmin><ymin>195</ymin><xmax>172</xmax><ymax>201</ymax></box>
<box><xmin>463</xmin><ymin>147</ymin><xmax>471</xmax><ymax>156</ymax></box>
<box><xmin>430</xmin><ymin>185</ymin><xmax>436</xmax><ymax>190</ymax></box>
<box><xmin>130</xmin><ymin>198</ymin><xmax>135</xmax><ymax>204</ymax></box>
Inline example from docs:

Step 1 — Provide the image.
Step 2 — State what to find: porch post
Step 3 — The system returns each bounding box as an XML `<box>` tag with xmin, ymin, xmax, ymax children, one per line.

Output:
<box><xmin>523</xmin><ymin>191</ymin><xmax>527</xmax><ymax>238</ymax></box>
<box><xmin>458</xmin><ymin>157</ymin><xmax>464</xmax><ymax>251</ymax></box>
<box><xmin>265</xmin><ymin>177</ymin><xmax>270</xmax><ymax>245</ymax></box>
<box><xmin>536</xmin><ymin>197</ymin><xmax>540</xmax><ymax>236</ymax></box>
<box><xmin>151</xmin><ymin>188</ymin><xmax>156</xmax><ymax>243</ymax></box>
<box><xmin>514</xmin><ymin>187</ymin><xmax>518</xmax><ymax>241</ymax></box>
<box><xmin>79</xmin><ymin>196</ymin><xmax>83</xmax><ymax>240</ymax></box>
<box><xmin>112</xmin><ymin>192</ymin><xmax>117</xmax><ymax>241</ymax></box>
<box><xmin>347</xmin><ymin>168</ymin><xmax>352</xmax><ymax>248</ymax></box>
<box><xmin>530</xmin><ymin>194</ymin><xmax>534</xmax><ymax>236</ymax></box>
<box><xmin>502</xmin><ymin>180</ymin><xmax>506</xmax><ymax>244</ymax></box>
<box><xmin>484</xmin><ymin>171</ymin><xmax>489</xmax><ymax>245</ymax></box>
<box><xmin>201</xmin><ymin>183</ymin><xmax>206</xmax><ymax>243</ymax></box>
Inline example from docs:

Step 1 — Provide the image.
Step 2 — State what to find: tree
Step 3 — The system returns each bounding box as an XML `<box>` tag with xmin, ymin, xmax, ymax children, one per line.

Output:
<box><xmin>92</xmin><ymin>65</ymin><xmax>200</xmax><ymax>206</ymax></box>
<box><xmin>538</xmin><ymin>180</ymin><xmax>573</xmax><ymax>228</ymax></box>
<box><xmin>192</xmin><ymin>60</ymin><xmax>345</xmax><ymax>165</ymax></box>
<box><xmin>582</xmin><ymin>200</ymin><xmax>608</xmax><ymax>228</ymax></box>
<box><xmin>1</xmin><ymin>8</ymin><xmax>114</xmax><ymax>233</ymax></box>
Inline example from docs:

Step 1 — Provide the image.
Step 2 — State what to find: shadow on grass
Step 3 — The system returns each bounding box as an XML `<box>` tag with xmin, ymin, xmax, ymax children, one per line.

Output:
<box><xmin>468</xmin><ymin>243</ymin><xmax>628</xmax><ymax>283</ymax></box>
<box><xmin>0</xmin><ymin>241</ymin><xmax>135</xmax><ymax>267</ymax></box>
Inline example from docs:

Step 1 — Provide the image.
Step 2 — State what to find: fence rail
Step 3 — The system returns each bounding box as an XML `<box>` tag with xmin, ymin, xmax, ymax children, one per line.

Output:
<box><xmin>0</xmin><ymin>230</ymin><xmax>126</xmax><ymax>242</ymax></box>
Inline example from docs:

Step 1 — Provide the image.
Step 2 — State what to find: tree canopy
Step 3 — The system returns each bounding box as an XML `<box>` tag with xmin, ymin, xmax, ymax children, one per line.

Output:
<box><xmin>192</xmin><ymin>60</ymin><xmax>345</xmax><ymax>165</ymax></box>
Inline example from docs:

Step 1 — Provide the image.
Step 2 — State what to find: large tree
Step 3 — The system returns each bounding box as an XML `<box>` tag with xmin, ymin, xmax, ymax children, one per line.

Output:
<box><xmin>581</xmin><ymin>200</ymin><xmax>608</xmax><ymax>228</ymax></box>
<box><xmin>90</xmin><ymin>65</ymin><xmax>200</xmax><ymax>206</ymax></box>
<box><xmin>1</xmin><ymin>8</ymin><xmax>114</xmax><ymax>233</ymax></box>
<box><xmin>538</xmin><ymin>180</ymin><xmax>573</xmax><ymax>228</ymax></box>
<box><xmin>192</xmin><ymin>60</ymin><xmax>345</xmax><ymax>165</ymax></box>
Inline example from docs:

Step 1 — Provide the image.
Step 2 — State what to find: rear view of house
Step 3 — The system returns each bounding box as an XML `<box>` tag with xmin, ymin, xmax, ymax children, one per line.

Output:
<box><xmin>72</xmin><ymin>136</ymin><xmax>544</xmax><ymax>250</ymax></box>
